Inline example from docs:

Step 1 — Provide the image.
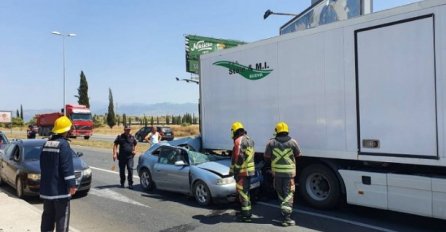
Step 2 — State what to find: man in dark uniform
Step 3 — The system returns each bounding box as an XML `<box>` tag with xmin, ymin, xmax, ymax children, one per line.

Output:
<box><xmin>27</xmin><ymin>125</ymin><xmax>36</xmax><ymax>139</ymax></box>
<box><xmin>40</xmin><ymin>116</ymin><xmax>77</xmax><ymax>232</ymax></box>
<box><xmin>113</xmin><ymin>125</ymin><xmax>137</xmax><ymax>189</ymax></box>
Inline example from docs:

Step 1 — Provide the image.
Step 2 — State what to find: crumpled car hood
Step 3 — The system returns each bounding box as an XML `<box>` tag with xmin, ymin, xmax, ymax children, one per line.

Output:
<box><xmin>196</xmin><ymin>159</ymin><xmax>231</xmax><ymax>177</ymax></box>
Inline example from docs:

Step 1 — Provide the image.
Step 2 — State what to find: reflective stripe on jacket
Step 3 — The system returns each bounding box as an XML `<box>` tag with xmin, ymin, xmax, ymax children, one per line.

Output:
<box><xmin>40</xmin><ymin>136</ymin><xmax>76</xmax><ymax>200</ymax></box>
<box><xmin>264</xmin><ymin>136</ymin><xmax>301</xmax><ymax>177</ymax></box>
<box><xmin>231</xmin><ymin>135</ymin><xmax>255</xmax><ymax>177</ymax></box>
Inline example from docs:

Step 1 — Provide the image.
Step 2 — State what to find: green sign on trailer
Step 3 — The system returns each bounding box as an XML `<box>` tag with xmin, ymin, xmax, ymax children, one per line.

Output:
<box><xmin>185</xmin><ymin>35</ymin><xmax>245</xmax><ymax>74</ymax></box>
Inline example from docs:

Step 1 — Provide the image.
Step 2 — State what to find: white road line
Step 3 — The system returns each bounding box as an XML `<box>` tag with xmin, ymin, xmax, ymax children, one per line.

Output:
<box><xmin>90</xmin><ymin>166</ymin><xmax>140</xmax><ymax>179</ymax></box>
<box><xmin>91</xmin><ymin>165</ymin><xmax>395</xmax><ymax>231</ymax></box>
<box><xmin>89</xmin><ymin>188</ymin><xmax>151</xmax><ymax>208</ymax></box>
<box><xmin>257</xmin><ymin>202</ymin><xmax>397</xmax><ymax>232</ymax></box>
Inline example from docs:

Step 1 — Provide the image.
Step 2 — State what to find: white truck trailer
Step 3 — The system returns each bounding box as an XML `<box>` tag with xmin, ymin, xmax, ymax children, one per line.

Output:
<box><xmin>199</xmin><ymin>0</ymin><xmax>446</xmax><ymax>219</ymax></box>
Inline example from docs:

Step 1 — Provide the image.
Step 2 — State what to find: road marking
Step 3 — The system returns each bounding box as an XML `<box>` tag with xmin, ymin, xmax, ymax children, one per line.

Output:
<box><xmin>89</xmin><ymin>188</ymin><xmax>151</xmax><ymax>208</ymax></box>
<box><xmin>257</xmin><ymin>202</ymin><xmax>397</xmax><ymax>232</ymax></box>
<box><xmin>91</xmin><ymin>165</ymin><xmax>394</xmax><ymax>231</ymax></box>
<box><xmin>90</xmin><ymin>166</ymin><xmax>140</xmax><ymax>179</ymax></box>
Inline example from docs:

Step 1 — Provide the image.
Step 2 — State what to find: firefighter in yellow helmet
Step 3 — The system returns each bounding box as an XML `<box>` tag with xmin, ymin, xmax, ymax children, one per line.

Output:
<box><xmin>264</xmin><ymin>122</ymin><xmax>301</xmax><ymax>227</ymax></box>
<box><xmin>40</xmin><ymin>116</ymin><xmax>77</xmax><ymax>231</ymax></box>
<box><xmin>230</xmin><ymin>121</ymin><xmax>255</xmax><ymax>222</ymax></box>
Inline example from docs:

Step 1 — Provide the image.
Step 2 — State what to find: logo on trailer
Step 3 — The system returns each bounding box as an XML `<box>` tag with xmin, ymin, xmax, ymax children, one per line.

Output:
<box><xmin>213</xmin><ymin>61</ymin><xmax>273</xmax><ymax>80</ymax></box>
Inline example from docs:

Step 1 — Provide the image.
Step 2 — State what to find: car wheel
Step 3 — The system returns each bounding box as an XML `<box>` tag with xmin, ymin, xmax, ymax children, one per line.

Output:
<box><xmin>139</xmin><ymin>169</ymin><xmax>155</xmax><ymax>191</ymax></box>
<box><xmin>16</xmin><ymin>178</ymin><xmax>24</xmax><ymax>199</ymax></box>
<box><xmin>299</xmin><ymin>163</ymin><xmax>340</xmax><ymax>209</ymax></box>
<box><xmin>84</xmin><ymin>136</ymin><xmax>90</xmax><ymax>140</ymax></box>
<box><xmin>193</xmin><ymin>180</ymin><xmax>211</xmax><ymax>206</ymax></box>
<box><xmin>76</xmin><ymin>190</ymin><xmax>89</xmax><ymax>197</ymax></box>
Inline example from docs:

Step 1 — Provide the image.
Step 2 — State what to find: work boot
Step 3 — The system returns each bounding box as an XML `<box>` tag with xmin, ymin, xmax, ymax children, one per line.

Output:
<box><xmin>120</xmin><ymin>183</ymin><xmax>124</xmax><ymax>188</ymax></box>
<box><xmin>281</xmin><ymin>216</ymin><xmax>295</xmax><ymax>227</ymax></box>
<box><xmin>128</xmin><ymin>184</ymin><xmax>133</xmax><ymax>189</ymax></box>
<box><xmin>238</xmin><ymin>216</ymin><xmax>252</xmax><ymax>223</ymax></box>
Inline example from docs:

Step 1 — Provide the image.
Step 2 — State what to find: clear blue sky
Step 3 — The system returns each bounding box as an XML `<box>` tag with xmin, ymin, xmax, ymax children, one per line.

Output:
<box><xmin>0</xmin><ymin>0</ymin><xmax>420</xmax><ymax>112</ymax></box>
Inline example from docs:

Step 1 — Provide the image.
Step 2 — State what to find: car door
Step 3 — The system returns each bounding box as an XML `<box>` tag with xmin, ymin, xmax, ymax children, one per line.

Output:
<box><xmin>2</xmin><ymin>144</ymin><xmax>20</xmax><ymax>186</ymax></box>
<box><xmin>153</xmin><ymin>147</ymin><xmax>190</xmax><ymax>193</ymax></box>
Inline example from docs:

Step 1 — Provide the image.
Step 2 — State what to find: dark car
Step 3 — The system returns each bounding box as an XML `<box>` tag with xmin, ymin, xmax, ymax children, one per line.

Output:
<box><xmin>135</xmin><ymin>126</ymin><xmax>174</xmax><ymax>142</ymax></box>
<box><xmin>0</xmin><ymin>139</ymin><xmax>92</xmax><ymax>198</ymax></box>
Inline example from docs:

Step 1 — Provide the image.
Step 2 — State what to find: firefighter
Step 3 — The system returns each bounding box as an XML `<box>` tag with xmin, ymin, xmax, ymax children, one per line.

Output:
<box><xmin>230</xmin><ymin>121</ymin><xmax>255</xmax><ymax>222</ymax></box>
<box><xmin>40</xmin><ymin>116</ymin><xmax>77</xmax><ymax>232</ymax></box>
<box><xmin>264</xmin><ymin>122</ymin><xmax>301</xmax><ymax>227</ymax></box>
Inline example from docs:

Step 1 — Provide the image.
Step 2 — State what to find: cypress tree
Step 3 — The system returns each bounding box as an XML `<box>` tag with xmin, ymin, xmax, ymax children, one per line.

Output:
<box><xmin>106</xmin><ymin>88</ymin><xmax>116</xmax><ymax>128</ymax></box>
<box><xmin>20</xmin><ymin>104</ymin><xmax>23</xmax><ymax>120</ymax></box>
<box><xmin>76</xmin><ymin>71</ymin><xmax>90</xmax><ymax>108</ymax></box>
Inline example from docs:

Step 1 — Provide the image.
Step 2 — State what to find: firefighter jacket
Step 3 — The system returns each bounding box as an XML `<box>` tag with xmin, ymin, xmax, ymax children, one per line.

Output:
<box><xmin>231</xmin><ymin>135</ymin><xmax>255</xmax><ymax>177</ymax></box>
<box><xmin>40</xmin><ymin>136</ymin><xmax>77</xmax><ymax>200</ymax></box>
<box><xmin>264</xmin><ymin>135</ymin><xmax>301</xmax><ymax>177</ymax></box>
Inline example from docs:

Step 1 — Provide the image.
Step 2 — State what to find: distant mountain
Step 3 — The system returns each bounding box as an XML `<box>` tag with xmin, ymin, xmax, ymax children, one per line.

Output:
<box><xmin>91</xmin><ymin>102</ymin><xmax>199</xmax><ymax>116</ymax></box>
<box><xmin>22</xmin><ymin>102</ymin><xmax>199</xmax><ymax>122</ymax></box>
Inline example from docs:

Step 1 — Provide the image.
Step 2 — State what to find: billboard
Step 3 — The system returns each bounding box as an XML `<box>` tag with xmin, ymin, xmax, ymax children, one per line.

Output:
<box><xmin>185</xmin><ymin>35</ymin><xmax>245</xmax><ymax>74</ymax></box>
<box><xmin>0</xmin><ymin>111</ymin><xmax>12</xmax><ymax>123</ymax></box>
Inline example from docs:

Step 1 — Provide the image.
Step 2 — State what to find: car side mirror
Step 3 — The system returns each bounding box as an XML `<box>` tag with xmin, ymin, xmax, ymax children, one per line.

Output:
<box><xmin>175</xmin><ymin>160</ymin><xmax>186</xmax><ymax>166</ymax></box>
<box><xmin>76</xmin><ymin>152</ymin><xmax>84</xmax><ymax>157</ymax></box>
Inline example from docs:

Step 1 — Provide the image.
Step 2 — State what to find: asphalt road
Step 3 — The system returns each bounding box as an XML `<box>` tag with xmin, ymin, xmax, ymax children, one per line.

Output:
<box><xmin>2</xmin><ymin>146</ymin><xmax>446</xmax><ymax>232</ymax></box>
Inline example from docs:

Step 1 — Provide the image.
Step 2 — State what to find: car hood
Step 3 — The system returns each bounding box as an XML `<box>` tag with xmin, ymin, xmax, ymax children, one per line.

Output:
<box><xmin>195</xmin><ymin>159</ymin><xmax>231</xmax><ymax>177</ymax></box>
<box><xmin>22</xmin><ymin>157</ymin><xmax>88</xmax><ymax>174</ymax></box>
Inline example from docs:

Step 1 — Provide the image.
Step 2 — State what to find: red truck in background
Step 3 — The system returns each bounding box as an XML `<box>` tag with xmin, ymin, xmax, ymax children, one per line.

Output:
<box><xmin>36</xmin><ymin>104</ymin><xmax>93</xmax><ymax>140</ymax></box>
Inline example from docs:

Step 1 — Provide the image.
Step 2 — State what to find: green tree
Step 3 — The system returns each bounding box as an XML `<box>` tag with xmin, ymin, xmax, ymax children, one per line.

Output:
<box><xmin>20</xmin><ymin>104</ymin><xmax>23</xmax><ymax>120</ymax></box>
<box><xmin>122</xmin><ymin>114</ymin><xmax>127</xmax><ymax>126</ymax></box>
<box><xmin>106</xmin><ymin>88</ymin><xmax>116</xmax><ymax>128</ymax></box>
<box><xmin>143</xmin><ymin>115</ymin><xmax>148</xmax><ymax>127</ymax></box>
<box><xmin>128</xmin><ymin>117</ymin><xmax>132</xmax><ymax>126</ymax></box>
<box><xmin>76</xmin><ymin>71</ymin><xmax>90</xmax><ymax>108</ymax></box>
<box><xmin>150</xmin><ymin>116</ymin><xmax>154</xmax><ymax>126</ymax></box>
<box><xmin>156</xmin><ymin>116</ymin><xmax>159</xmax><ymax>125</ymax></box>
<box><xmin>16</xmin><ymin>109</ymin><xmax>19</xmax><ymax>118</ymax></box>
<box><xmin>166</xmin><ymin>115</ymin><xmax>170</xmax><ymax>125</ymax></box>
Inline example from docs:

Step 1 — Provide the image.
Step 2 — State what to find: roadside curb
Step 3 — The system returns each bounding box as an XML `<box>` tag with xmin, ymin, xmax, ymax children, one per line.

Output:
<box><xmin>0</xmin><ymin>192</ymin><xmax>80</xmax><ymax>232</ymax></box>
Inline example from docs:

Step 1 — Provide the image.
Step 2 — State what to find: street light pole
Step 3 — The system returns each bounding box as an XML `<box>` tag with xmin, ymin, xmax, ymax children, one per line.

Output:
<box><xmin>52</xmin><ymin>31</ymin><xmax>76</xmax><ymax>115</ymax></box>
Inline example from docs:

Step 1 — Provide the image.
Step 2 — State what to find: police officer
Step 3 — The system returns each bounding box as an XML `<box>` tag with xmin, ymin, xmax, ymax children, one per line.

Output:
<box><xmin>113</xmin><ymin>125</ymin><xmax>137</xmax><ymax>189</ymax></box>
<box><xmin>230</xmin><ymin>122</ymin><xmax>255</xmax><ymax>222</ymax></box>
<box><xmin>27</xmin><ymin>125</ymin><xmax>36</xmax><ymax>139</ymax></box>
<box><xmin>264</xmin><ymin>122</ymin><xmax>301</xmax><ymax>227</ymax></box>
<box><xmin>40</xmin><ymin>116</ymin><xmax>77</xmax><ymax>232</ymax></box>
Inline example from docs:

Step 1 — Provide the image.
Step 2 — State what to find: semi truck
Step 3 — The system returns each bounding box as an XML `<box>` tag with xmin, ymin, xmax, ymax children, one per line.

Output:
<box><xmin>36</xmin><ymin>104</ymin><xmax>93</xmax><ymax>140</ymax></box>
<box><xmin>199</xmin><ymin>0</ymin><xmax>446</xmax><ymax>220</ymax></box>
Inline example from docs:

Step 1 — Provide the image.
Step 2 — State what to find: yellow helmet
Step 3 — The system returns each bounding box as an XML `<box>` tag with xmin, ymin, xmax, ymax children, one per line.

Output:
<box><xmin>52</xmin><ymin>116</ymin><xmax>73</xmax><ymax>134</ymax></box>
<box><xmin>231</xmin><ymin>121</ymin><xmax>244</xmax><ymax>138</ymax></box>
<box><xmin>275</xmin><ymin>121</ymin><xmax>289</xmax><ymax>134</ymax></box>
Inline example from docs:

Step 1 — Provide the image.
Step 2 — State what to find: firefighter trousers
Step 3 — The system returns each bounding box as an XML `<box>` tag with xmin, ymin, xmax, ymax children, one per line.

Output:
<box><xmin>41</xmin><ymin>198</ymin><xmax>71</xmax><ymax>232</ymax></box>
<box><xmin>235</xmin><ymin>176</ymin><xmax>252</xmax><ymax>218</ymax></box>
<box><xmin>274</xmin><ymin>176</ymin><xmax>295</xmax><ymax>217</ymax></box>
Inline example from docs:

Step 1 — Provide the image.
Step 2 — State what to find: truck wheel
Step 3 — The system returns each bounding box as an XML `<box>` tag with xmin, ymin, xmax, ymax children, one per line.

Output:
<box><xmin>84</xmin><ymin>136</ymin><xmax>90</xmax><ymax>140</ymax></box>
<box><xmin>299</xmin><ymin>163</ymin><xmax>340</xmax><ymax>209</ymax></box>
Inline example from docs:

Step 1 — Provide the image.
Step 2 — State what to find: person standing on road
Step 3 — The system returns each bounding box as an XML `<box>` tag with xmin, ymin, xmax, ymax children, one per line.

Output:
<box><xmin>230</xmin><ymin>121</ymin><xmax>255</xmax><ymax>222</ymax></box>
<box><xmin>144</xmin><ymin>126</ymin><xmax>161</xmax><ymax>146</ymax></box>
<box><xmin>264</xmin><ymin>122</ymin><xmax>301</xmax><ymax>227</ymax></box>
<box><xmin>40</xmin><ymin>116</ymin><xmax>77</xmax><ymax>232</ymax></box>
<box><xmin>113</xmin><ymin>125</ymin><xmax>137</xmax><ymax>189</ymax></box>
<box><xmin>27</xmin><ymin>125</ymin><xmax>36</xmax><ymax>139</ymax></box>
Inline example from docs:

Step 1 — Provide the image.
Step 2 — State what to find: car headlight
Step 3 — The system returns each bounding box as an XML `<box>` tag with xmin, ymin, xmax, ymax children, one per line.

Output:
<box><xmin>217</xmin><ymin>177</ymin><xmax>235</xmax><ymax>185</ymax></box>
<box><xmin>82</xmin><ymin>168</ymin><xmax>92</xmax><ymax>177</ymax></box>
<box><xmin>27</xmin><ymin>173</ymin><xmax>41</xmax><ymax>181</ymax></box>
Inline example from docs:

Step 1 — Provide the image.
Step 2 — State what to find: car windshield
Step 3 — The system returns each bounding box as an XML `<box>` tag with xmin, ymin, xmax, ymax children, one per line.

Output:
<box><xmin>161</xmin><ymin>128</ymin><xmax>171</xmax><ymax>132</ymax></box>
<box><xmin>23</xmin><ymin>145</ymin><xmax>42</xmax><ymax>161</ymax></box>
<box><xmin>188</xmin><ymin>151</ymin><xmax>227</xmax><ymax>165</ymax></box>
<box><xmin>71</xmin><ymin>113</ymin><xmax>92</xmax><ymax>121</ymax></box>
